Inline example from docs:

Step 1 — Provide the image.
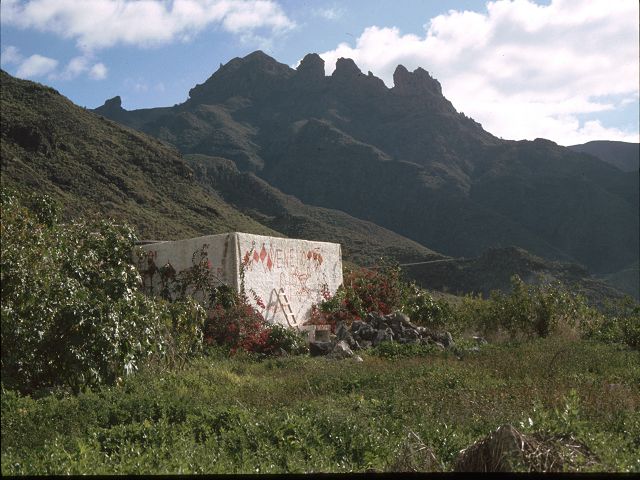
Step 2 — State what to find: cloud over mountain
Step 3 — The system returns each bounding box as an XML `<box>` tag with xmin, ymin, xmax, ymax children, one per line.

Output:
<box><xmin>1</xmin><ymin>0</ymin><xmax>295</xmax><ymax>50</ymax></box>
<box><xmin>317</xmin><ymin>0</ymin><xmax>639</xmax><ymax>145</ymax></box>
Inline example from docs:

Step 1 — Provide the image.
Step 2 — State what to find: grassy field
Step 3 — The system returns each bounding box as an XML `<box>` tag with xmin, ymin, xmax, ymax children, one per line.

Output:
<box><xmin>2</xmin><ymin>337</ymin><xmax>638</xmax><ymax>474</ymax></box>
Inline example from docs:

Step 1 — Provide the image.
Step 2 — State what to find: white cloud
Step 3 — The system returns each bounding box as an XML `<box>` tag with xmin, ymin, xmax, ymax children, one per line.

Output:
<box><xmin>1</xmin><ymin>45</ymin><xmax>23</xmax><ymax>66</ymax></box>
<box><xmin>124</xmin><ymin>78</ymin><xmax>150</xmax><ymax>93</ymax></box>
<box><xmin>63</xmin><ymin>56</ymin><xmax>89</xmax><ymax>79</ymax></box>
<box><xmin>49</xmin><ymin>55</ymin><xmax>108</xmax><ymax>80</ymax></box>
<box><xmin>317</xmin><ymin>0</ymin><xmax>639</xmax><ymax>145</ymax></box>
<box><xmin>15</xmin><ymin>54</ymin><xmax>58</xmax><ymax>78</ymax></box>
<box><xmin>313</xmin><ymin>6</ymin><xmax>344</xmax><ymax>21</ymax></box>
<box><xmin>1</xmin><ymin>0</ymin><xmax>295</xmax><ymax>51</ymax></box>
<box><xmin>89</xmin><ymin>62</ymin><xmax>107</xmax><ymax>80</ymax></box>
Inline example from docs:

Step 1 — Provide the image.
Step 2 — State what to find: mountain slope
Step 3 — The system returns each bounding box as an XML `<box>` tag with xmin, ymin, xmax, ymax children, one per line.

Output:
<box><xmin>1</xmin><ymin>70</ymin><xmax>445</xmax><ymax>267</ymax></box>
<box><xmin>568</xmin><ymin>141</ymin><xmax>639</xmax><ymax>172</ymax></box>
<box><xmin>185</xmin><ymin>154</ymin><xmax>444</xmax><ymax>265</ymax></box>
<box><xmin>3</xmin><ymin>70</ymin><xmax>630</xmax><ymax>304</ymax></box>
<box><xmin>0</xmin><ymin>70</ymin><xmax>278</xmax><ymax>240</ymax></box>
<box><xmin>94</xmin><ymin>51</ymin><xmax>638</xmax><ymax>275</ymax></box>
<box><xmin>403</xmin><ymin>247</ymin><xmax>629</xmax><ymax>305</ymax></box>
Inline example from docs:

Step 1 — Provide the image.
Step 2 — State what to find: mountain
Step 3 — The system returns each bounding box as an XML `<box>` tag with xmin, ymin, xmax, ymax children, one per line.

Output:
<box><xmin>2</xmin><ymin>69</ymin><xmax>630</xmax><ymax>304</ymax></box>
<box><xmin>597</xmin><ymin>261</ymin><xmax>640</xmax><ymax>300</ymax></box>
<box><xmin>94</xmin><ymin>51</ymin><xmax>639</xmax><ymax>276</ymax></box>
<box><xmin>403</xmin><ymin>246</ymin><xmax>631</xmax><ymax>304</ymax></box>
<box><xmin>0</xmin><ymin>70</ymin><xmax>277</xmax><ymax>240</ymax></box>
<box><xmin>568</xmin><ymin>141</ymin><xmax>639</xmax><ymax>173</ymax></box>
<box><xmin>184</xmin><ymin>154</ymin><xmax>444</xmax><ymax>265</ymax></box>
<box><xmin>0</xmin><ymin>70</ymin><xmax>441</xmax><ymax>266</ymax></box>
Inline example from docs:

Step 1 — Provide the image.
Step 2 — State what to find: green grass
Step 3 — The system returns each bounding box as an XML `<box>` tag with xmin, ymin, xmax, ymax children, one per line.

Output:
<box><xmin>2</xmin><ymin>337</ymin><xmax>638</xmax><ymax>474</ymax></box>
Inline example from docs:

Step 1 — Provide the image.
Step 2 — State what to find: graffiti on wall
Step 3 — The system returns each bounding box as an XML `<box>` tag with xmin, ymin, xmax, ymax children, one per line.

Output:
<box><xmin>136</xmin><ymin>244</ymin><xmax>225</xmax><ymax>303</ymax></box>
<box><xmin>135</xmin><ymin>234</ymin><xmax>342</xmax><ymax>326</ymax></box>
<box><xmin>241</xmin><ymin>240</ymin><xmax>334</xmax><ymax>320</ymax></box>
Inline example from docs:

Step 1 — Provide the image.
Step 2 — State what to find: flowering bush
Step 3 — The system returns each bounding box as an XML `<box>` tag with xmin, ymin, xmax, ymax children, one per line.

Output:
<box><xmin>317</xmin><ymin>264</ymin><xmax>407</xmax><ymax>329</ymax></box>
<box><xmin>203</xmin><ymin>285</ymin><xmax>307</xmax><ymax>356</ymax></box>
<box><xmin>205</xmin><ymin>298</ymin><xmax>270</xmax><ymax>354</ymax></box>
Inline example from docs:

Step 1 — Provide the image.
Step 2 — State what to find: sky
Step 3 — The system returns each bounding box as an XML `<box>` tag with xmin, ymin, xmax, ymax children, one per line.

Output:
<box><xmin>1</xmin><ymin>0</ymin><xmax>638</xmax><ymax>146</ymax></box>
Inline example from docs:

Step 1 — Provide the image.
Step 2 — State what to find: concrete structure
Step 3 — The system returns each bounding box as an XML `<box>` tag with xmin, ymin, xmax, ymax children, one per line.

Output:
<box><xmin>135</xmin><ymin>233</ymin><xmax>343</xmax><ymax>331</ymax></box>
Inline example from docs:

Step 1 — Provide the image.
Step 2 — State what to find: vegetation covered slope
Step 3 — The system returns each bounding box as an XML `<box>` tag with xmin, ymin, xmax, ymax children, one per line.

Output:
<box><xmin>94</xmin><ymin>51</ymin><xmax>639</xmax><ymax>275</ymax></box>
<box><xmin>185</xmin><ymin>154</ymin><xmax>444</xmax><ymax>265</ymax></box>
<box><xmin>2</xmin><ymin>340</ymin><xmax>639</xmax><ymax>474</ymax></box>
<box><xmin>0</xmin><ymin>70</ymin><xmax>277</xmax><ymax>240</ymax></box>
<box><xmin>1</xmin><ymin>70</ymin><xmax>444</xmax><ymax>267</ymax></box>
<box><xmin>568</xmin><ymin>141</ymin><xmax>639</xmax><ymax>173</ymax></box>
<box><xmin>403</xmin><ymin>246</ymin><xmax>630</xmax><ymax>303</ymax></box>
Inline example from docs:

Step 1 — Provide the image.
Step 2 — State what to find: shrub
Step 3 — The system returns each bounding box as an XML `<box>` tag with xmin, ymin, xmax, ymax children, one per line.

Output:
<box><xmin>446</xmin><ymin>276</ymin><xmax>598</xmax><ymax>341</ymax></box>
<box><xmin>203</xmin><ymin>288</ymin><xmax>308</xmax><ymax>357</ymax></box>
<box><xmin>265</xmin><ymin>323</ymin><xmax>309</xmax><ymax>356</ymax></box>
<box><xmin>402</xmin><ymin>284</ymin><xmax>454</xmax><ymax>331</ymax></box>
<box><xmin>370</xmin><ymin>341</ymin><xmax>439</xmax><ymax>359</ymax></box>
<box><xmin>318</xmin><ymin>263</ymin><xmax>407</xmax><ymax>328</ymax></box>
<box><xmin>0</xmin><ymin>189</ymin><xmax>205</xmax><ymax>393</ymax></box>
<box><xmin>581</xmin><ymin>297</ymin><xmax>640</xmax><ymax>350</ymax></box>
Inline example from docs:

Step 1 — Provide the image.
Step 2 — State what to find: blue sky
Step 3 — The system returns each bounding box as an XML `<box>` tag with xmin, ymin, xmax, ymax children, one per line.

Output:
<box><xmin>1</xmin><ymin>0</ymin><xmax>638</xmax><ymax>145</ymax></box>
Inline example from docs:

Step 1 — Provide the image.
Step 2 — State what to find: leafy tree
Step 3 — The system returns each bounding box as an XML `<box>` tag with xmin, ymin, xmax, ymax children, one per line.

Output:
<box><xmin>1</xmin><ymin>189</ymin><xmax>204</xmax><ymax>393</ymax></box>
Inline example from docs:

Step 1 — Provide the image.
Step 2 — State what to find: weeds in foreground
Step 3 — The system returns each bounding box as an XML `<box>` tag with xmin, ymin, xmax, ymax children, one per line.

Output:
<box><xmin>1</xmin><ymin>338</ymin><xmax>638</xmax><ymax>474</ymax></box>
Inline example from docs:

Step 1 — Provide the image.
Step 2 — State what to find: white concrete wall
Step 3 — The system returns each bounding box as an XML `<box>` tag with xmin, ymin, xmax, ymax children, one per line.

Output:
<box><xmin>135</xmin><ymin>232</ymin><xmax>343</xmax><ymax>327</ymax></box>
<box><xmin>235</xmin><ymin>233</ymin><xmax>343</xmax><ymax>326</ymax></box>
<box><xmin>135</xmin><ymin>233</ymin><xmax>238</xmax><ymax>303</ymax></box>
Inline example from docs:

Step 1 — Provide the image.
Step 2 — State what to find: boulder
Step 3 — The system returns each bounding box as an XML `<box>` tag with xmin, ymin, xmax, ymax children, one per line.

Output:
<box><xmin>309</xmin><ymin>341</ymin><xmax>333</xmax><ymax>357</ymax></box>
<box><xmin>335</xmin><ymin>321</ymin><xmax>350</xmax><ymax>341</ymax></box>
<box><xmin>354</xmin><ymin>322</ymin><xmax>376</xmax><ymax>341</ymax></box>
<box><xmin>327</xmin><ymin>340</ymin><xmax>354</xmax><ymax>360</ymax></box>
<box><xmin>429</xmin><ymin>331</ymin><xmax>454</xmax><ymax>348</ymax></box>
<box><xmin>373</xmin><ymin>327</ymin><xmax>394</xmax><ymax>346</ymax></box>
<box><xmin>351</xmin><ymin>320</ymin><xmax>365</xmax><ymax>334</ymax></box>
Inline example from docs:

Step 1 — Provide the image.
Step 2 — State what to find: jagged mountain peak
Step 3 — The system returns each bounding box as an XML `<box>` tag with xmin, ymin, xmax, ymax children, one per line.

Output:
<box><xmin>87</xmin><ymin>52</ymin><xmax>638</xmax><ymax>278</ymax></box>
<box><xmin>103</xmin><ymin>95</ymin><xmax>122</xmax><ymax>109</ymax></box>
<box><xmin>188</xmin><ymin>50</ymin><xmax>294</xmax><ymax>103</ymax></box>
<box><xmin>94</xmin><ymin>95</ymin><xmax>129</xmax><ymax>122</ymax></box>
<box><xmin>222</xmin><ymin>50</ymin><xmax>291</xmax><ymax>74</ymax></box>
<box><xmin>333</xmin><ymin>57</ymin><xmax>363</xmax><ymax>77</ymax></box>
<box><xmin>393</xmin><ymin>64</ymin><xmax>442</xmax><ymax>96</ymax></box>
<box><xmin>296</xmin><ymin>53</ymin><xmax>325</xmax><ymax>79</ymax></box>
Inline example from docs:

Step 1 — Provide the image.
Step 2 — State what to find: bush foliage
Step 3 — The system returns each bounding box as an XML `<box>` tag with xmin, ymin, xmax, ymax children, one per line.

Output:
<box><xmin>2</xmin><ymin>338</ymin><xmax>638</xmax><ymax>474</ymax></box>
<box><xmin>2</xmin><ymin>190</ymin><xmax>639</xmax><ymax>474</ymax></box>
<box><xmin>1</xmin><ymin>189</ymin><xmax>308</xmax><ymax>394</ymax></box>
<box><xmin>1</xmin><ymin>189</ymin><xmax>206</xmax><ymax>393</ymax></box>
<box><xmin>313</xmin><ymin>261</ymin><xmax>638</xmax><ymax>349</ymax></box>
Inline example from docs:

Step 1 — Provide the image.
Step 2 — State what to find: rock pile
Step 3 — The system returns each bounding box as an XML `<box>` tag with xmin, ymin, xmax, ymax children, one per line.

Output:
<box><xmin>309</xmin><ymin>311</ymin><xmax>456</xmax><ymax>360</ymax></box>
<box><xmin>453</xmin><ymin>424</ymin><xmax>597</xmax><ymax>472</ymax></box>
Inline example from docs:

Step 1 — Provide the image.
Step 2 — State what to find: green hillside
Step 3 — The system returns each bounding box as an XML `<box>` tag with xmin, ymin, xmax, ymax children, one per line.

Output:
<box><xmin>403</xmin><ymin>246</ymin><xmax>630</xmax><ymax>304</ymax></box>
<box><xmin>185</xmin><ymin>154</ymin><xmax>444</xmax><ymax>265</ymax></box>
<box><xmin>0</xmin><ymin>70</ymin><xmax>277</xmax><ymax>241</ymax></box>
<box><xmin>1</xmin><ymin>70</ymin><xmax>444</xmax><ymax>267</ymax></box>
<box><xmin>569</xmin><ymin>141</ymin><xmax>639</xmax><ymax>173</ymax></box>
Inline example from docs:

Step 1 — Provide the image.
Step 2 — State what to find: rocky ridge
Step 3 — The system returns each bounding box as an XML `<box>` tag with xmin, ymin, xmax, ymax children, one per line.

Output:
<box><xmin>93</xmin><ymin>50</ymin><xmax>639</xmax><ymax>278</ymax></box>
